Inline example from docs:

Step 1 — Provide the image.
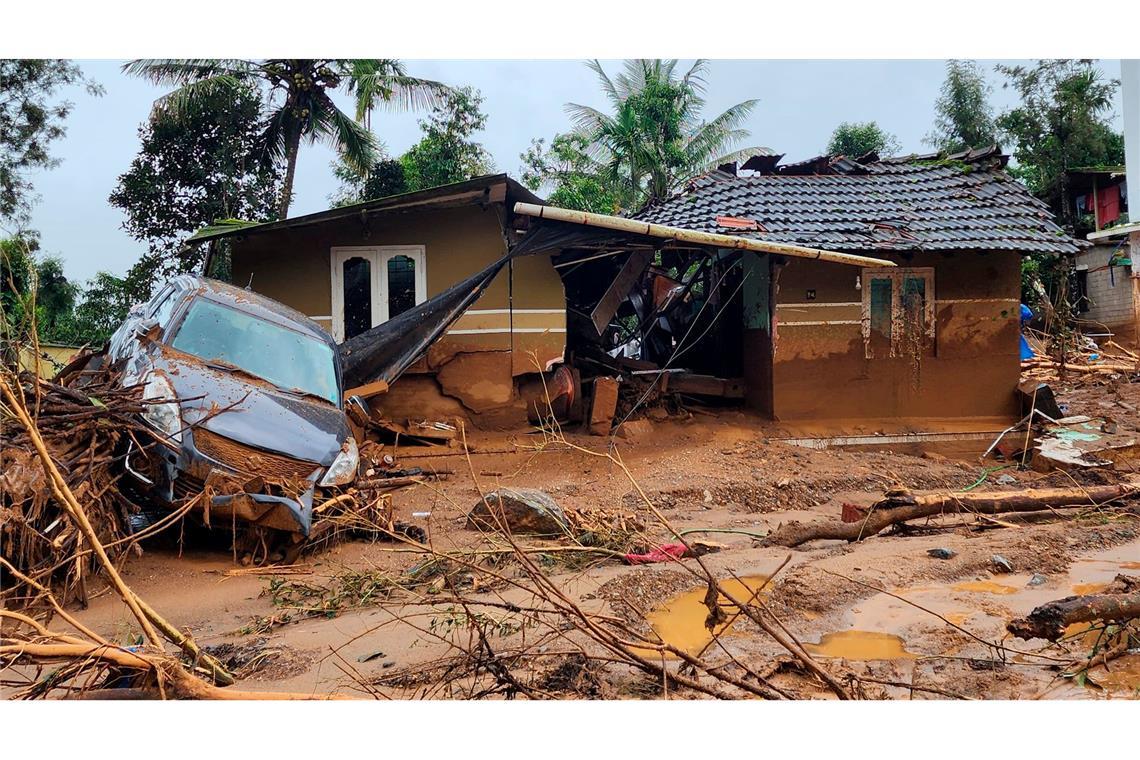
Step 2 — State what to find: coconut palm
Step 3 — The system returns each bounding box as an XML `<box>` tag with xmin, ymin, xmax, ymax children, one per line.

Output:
<box><xmin>565</xmin><ymin>59</ymin><xmax>764</xmax><ymax>209</ymax></box>
<box><xmin>123</xmin><ymin>59</ymin><xmax>450</xmax><ymax>218</ymax></box>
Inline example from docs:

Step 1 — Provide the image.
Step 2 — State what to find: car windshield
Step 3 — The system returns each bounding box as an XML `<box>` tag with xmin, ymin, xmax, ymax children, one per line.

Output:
<box><xmin>170</xmin><ymin>297</ymin><xmax>339</xmax><ymax>405</ymax></box>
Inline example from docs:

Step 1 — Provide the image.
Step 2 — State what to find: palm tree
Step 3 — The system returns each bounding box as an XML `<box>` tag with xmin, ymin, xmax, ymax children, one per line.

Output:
<box><xmin>123</xmin><ymin>59</ymin><xmax>450</xmax><ymax>218</ymax></box>
<box><xmin>565</xmin><ymin>60</ymin><xmax>763</xmax><ymax>208</ymax></box>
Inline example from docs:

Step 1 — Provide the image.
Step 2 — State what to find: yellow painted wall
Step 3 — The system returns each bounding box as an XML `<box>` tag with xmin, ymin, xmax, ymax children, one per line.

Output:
<box><xmin>18</xmin><ymin>344</ymin><xmax>81</xmax><ymax>379</ymax></box>
<box><xmin>229</xmin><ymin>203</ymin><xmax>565</xmax><ymax>377</ymax></box>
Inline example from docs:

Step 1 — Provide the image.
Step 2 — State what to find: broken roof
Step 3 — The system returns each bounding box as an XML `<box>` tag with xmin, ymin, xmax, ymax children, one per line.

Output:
<box><xmin>636</xmin><ymin>146</ymin><xmax>1081</xmax><ymax>255</ymax></box>
<box><xmin>187</xmin><ymin>174</ymin><xmax>544</xmax><ymax>244</ymax></box>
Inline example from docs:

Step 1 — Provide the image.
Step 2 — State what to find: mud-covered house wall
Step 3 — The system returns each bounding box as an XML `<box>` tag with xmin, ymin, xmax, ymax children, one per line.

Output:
<box><xmin>768</xmin><ymin>251</ymin><xmax>1022</xmax><ymax>424</ymax></box>
<box><xmin>228</xmin><ymin>203</ymin><xmax>566</xmax><ymax>426</ymax></box>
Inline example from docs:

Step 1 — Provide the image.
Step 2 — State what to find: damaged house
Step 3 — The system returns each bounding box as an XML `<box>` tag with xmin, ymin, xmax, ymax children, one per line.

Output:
<box><xmin>189</xmin><ymin>175</ymin><xmax>564</xmax><ymax>426</ymax></box>
<box><xmin>187</xmin><ymin>148</ymin><xmax>1081</xmax><ymax>438</ymax></box>
<box><xmin>512</xmin><ymin>146</ymin><xmax>1082</xmax><ymax>433</ymax></box>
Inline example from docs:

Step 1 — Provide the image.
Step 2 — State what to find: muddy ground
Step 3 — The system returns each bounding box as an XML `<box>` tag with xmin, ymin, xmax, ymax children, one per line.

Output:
<box><xmin>52</xmin><ymin>375</ymin><xmax>1140</xmax><ymax>700</ymax></box>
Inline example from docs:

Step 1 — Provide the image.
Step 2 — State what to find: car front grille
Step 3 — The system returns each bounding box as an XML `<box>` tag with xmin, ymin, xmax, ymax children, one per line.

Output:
<box><xmin>192</xmin><ymin>428</ymin><xmax>319</xmax><ymax>481</ymax></box>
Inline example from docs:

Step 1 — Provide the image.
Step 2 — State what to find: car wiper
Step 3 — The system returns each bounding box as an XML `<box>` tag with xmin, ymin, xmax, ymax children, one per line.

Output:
<box><xmin>281</xmin><ymin>386</ymin><xmax>334</xmax><ymax>405</ymax></box>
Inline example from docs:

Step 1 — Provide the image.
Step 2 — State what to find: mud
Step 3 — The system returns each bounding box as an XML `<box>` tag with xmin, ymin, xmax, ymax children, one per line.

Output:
<box><xmin>40</xmin><ymin>374</ymin><xmax>1140</xmax><ymax>700</ymax></box>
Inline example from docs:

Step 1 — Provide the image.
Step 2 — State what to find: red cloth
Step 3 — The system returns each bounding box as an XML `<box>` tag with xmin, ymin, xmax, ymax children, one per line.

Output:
<box><xmin>1097</xmin><ymin>184</ymin><xmax>1121</xmax><ymax>226</ymax></box>
<box><xmin>623</xmin><ymin>542</ymin><xmax>689</xmax><ymax>565</ymax></box>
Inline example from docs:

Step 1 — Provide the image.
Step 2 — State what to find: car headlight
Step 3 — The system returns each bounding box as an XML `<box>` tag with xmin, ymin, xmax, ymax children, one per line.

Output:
<box><xmin>319</xmin><ymin>436</ymin><xmax>359</xmax><ymax>487</ymax></box>
<box><xmin>142</xmin><ymin>373</ymin><xmax>182</xmax><ymax>443</ymax></box>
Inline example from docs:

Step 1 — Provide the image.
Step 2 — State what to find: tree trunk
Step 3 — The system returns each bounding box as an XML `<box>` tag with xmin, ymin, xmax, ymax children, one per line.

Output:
<box><xmin>278</xmin><ymin>127</ymin><xmax>301</xmax><ymax>219</ymax></box>
<box><xmin>1008</xmin><ymin>580</ymin><xmax>1140</xmax><ymax>641</ymax></box>
<box><xmin>765</xmin><ymin>484</ymin><xmax>1139</xmax><ymax>548</ymax></box>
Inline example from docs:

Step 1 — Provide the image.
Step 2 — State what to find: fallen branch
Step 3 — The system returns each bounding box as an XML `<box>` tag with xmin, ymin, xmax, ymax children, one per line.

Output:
<box><xmin>1008</xmin><ymin>576</ymin><xmax>1140</xmax><ymax>641</ymax></box>
<box><xmin>765</xmin><ymin>484</ymin><xmax>1139</xmax><ymax>547</ymax></box>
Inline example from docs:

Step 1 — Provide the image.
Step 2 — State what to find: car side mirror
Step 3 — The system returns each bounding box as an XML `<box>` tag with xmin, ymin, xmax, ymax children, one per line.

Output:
<box><xmin>133</xmin><ymin>317</ymin><xmax>160</xmax><ymax>340</ymax></box>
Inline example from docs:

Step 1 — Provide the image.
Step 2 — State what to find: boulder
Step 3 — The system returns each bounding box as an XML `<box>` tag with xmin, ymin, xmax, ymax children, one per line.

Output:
<box><xmin>467</xmin><ymin>488</ymin><xmax>570</xmax><ymax>536</ymax></box>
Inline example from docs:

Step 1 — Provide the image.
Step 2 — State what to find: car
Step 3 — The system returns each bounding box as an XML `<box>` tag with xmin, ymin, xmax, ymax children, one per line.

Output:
<box><xmin>105</xmin><ymin>274</ymin><xmax>358</xmax><ymax>537</ymax></box>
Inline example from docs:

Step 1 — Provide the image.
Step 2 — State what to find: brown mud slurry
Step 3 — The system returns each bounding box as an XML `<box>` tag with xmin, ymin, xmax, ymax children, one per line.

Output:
<box><xmin>45</xmin><ymin>377</ymin><xmax>1140</xmax><ymax>699</ymax></box>
<box><xmin>634</xmin><ymin>575</ymin><xmax>771</xmax><ymax>657</ymax></box>
<box><xmin>951</xmin><ymin>580</ymin><xmax>1021</xmax><ymax>595</ymax></box>
<box><xmin>804</xmin><ymin>631</ymin><xmax>914</xmax><ymax>660</ymax></box>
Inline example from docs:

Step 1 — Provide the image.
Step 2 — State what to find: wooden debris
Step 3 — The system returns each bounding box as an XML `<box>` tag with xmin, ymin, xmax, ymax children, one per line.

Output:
<box><xmin>765</xmin><ymin>484</ymin><xmax>1140</xmax><ymax>547</ymax></box>
<box><xmin>1008</xmin><ymin>574</ymin><xmax>1140</xmax><ymax>641</ymax></box>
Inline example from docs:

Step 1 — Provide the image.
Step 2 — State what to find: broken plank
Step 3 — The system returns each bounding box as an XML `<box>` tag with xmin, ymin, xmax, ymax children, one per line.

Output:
<box><xmin>345</xmin><ymin>379</ymin><xmax>390</xmax><ymax>399</ymax></box>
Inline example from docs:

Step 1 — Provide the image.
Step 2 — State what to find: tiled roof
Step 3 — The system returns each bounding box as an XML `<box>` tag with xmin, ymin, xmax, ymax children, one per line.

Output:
<box><xmin>636</xmin><ymin>151</ymin><xmax>1080</xmax><ymax>255</ymax></box>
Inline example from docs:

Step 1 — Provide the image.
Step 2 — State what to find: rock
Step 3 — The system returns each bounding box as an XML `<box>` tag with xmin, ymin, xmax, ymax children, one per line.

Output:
<box><xmin>927</xmin><ymin>547</ymin><xmax>957</xmax><ymax>560</ymax></box>
<box><xmin>702</xmin><ymin>489</ymin><xmax>714</xmax><ymax>504</ymax></box>
<box><xmin>991</xmin><ymin>554</ymin><xmax>1014</xmax><ymax>573</ymax></box>
<box><xmin>922</xmin><ymin>451</ymin><xmax>947</xmax><ymax>462</ymax></box>
<box><xmin>646</xmin><ymin>406</ymin><xmax>669</xmax><ymax>421</ymax></box>
<box><xmin>467</xmin><ymin>488</ymin><xmax>570</xmax><ymax>536</ymax></box>
<box><xmin>1027</xmin><ymin>573</ymin><xmax>1048</xmax><ymax>587</ymax></box>
<box><xmin>995</xmin><ymin>474</ymin><xmax>1017</xmax><ymax>485</ymax></box>
<box><xmin>615</xmin><ymin>418</ymin><xmax>653</xmax><ymax>441</ymax></box>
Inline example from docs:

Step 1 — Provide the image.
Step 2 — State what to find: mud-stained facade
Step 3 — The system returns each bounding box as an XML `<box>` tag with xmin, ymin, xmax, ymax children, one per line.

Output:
<box><xmin>768</xmin><ymin>251</ymin><xmax>1022</xmax><ymax>423</ymax></box>
<box><xmin>197</xmin><ymin>176</ymin><xmax>565</xmax><ymax>425</ymax></box>
<box><xmin>629</xmin><ymin>146</ymin><xmax>1082</xmax><ymax>430</ymax></box>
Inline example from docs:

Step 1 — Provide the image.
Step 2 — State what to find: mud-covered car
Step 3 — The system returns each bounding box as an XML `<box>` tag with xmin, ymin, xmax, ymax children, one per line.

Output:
<box><xmin>106</xmin><ymin>275</ymin><xmax>357</xmax><ymax>536</ymax></box>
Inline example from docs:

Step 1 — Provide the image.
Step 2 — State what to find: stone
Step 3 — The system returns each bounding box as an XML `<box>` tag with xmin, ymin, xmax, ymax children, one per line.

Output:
<box><xmin>927</xmin><ymin>547</ymin><xmax>957</xmax><ymax>560</ymax></box>
<box><xmin>615</xmin><ymin>418</ymin><xmax>653</xmax><ymax>441</ymax></box>
<box><xmin>995</xmin><ymin>474</ymin><xmax>1017</xmax><ymax>485</ymax></box>
<box><xmin>991</xmin><ymin>554</ymin><xmax>1014</xmax><ymax>573</ymax></box>
<box><xmin>467</xmin><ymin>488</ymin><xmax>570</xmax><ymax>536</ymax></box>
<box><xmin>1027</xmin><ymin>573</ymin><xmax>1048</xmax><ymax>587</ymax></box>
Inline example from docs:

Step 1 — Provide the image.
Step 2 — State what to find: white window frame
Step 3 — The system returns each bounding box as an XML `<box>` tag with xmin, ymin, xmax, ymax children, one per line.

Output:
<box><xmin>330</xmin><ymin>245</ymin><xmax>427</xmax><ymax>342</ymax></box>
<box><xmin>861</xmin><ymin>266</ymin><xmax>936</xmax><ymax>359</ymax></box>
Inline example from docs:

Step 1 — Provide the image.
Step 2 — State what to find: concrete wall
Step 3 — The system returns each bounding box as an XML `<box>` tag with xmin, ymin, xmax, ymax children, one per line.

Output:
<box><xmin>228</xmin><ymin>203</ymin><xmax>566</xmax><ymax>426</ymax></box>
<box><xmin>1077</xmin><ymin>244</ymin><xmax>1139</xmax><ymax>344</ymax></box>
<box><xmin>769</xmin><ymin>251</ymin><xmax>1021</xmax><ymax>426</ymax></box>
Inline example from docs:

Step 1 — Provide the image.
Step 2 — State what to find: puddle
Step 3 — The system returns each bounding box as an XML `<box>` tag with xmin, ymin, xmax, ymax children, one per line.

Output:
<box><xmin>1071</xmin><ymin>582</ymin><xmax>1109</xmax><ymax>595</ymax></box>
<box><xmin>804</xmin><ymin>630</ymin><xmax>914</xmax><ymax>660</ymax></box>
<box><xmin>1120</xmin><ymin>561</ymin><xmax>1140</xmax><ymax>570</ymax></box>
<box><xmin>1090</xmin><ymin>654</ymin><xmax>1140</xmax><ymax>696</ymax></box>
<box><xmin>952</xmin><ymin>580</ymin><xmax>1019</xmax><ymax>595</ymax></box>
<box><xmin>636</xmin><ymin>575</ymin><xmax>771</xmax><ymax>657</ymax></box>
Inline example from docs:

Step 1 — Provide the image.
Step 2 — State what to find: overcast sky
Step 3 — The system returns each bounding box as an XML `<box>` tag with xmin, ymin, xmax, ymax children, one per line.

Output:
<box><xmin>21</xmin><ymin>59</ymin><xmax>1125</xmax><ymax>283</ymax></box>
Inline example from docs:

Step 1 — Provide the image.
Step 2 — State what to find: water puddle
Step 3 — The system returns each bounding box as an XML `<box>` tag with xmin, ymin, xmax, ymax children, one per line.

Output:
<box><xmin>804</xmin><ymin>630</ymin><xmax>914</xmax><ymax>660</ymax></box>
<box><xmin>951</xmin><ymin>580</ymin><xmax>1020</xmax><ymax>595</ymax></box>
<box><xmin>636</xmin><ymin>575</ymin><xmax>771</xmax><ymax>657</ymax></box>
<box><xmin>1090</xmin><ymin>654</ymin><xmax>1140</xmax><ymax>696</ymax></box>
<box><xmin>1071</xmin><ymin>582</ymin><xmax>1109</xmax><ymax>595</ymax></box>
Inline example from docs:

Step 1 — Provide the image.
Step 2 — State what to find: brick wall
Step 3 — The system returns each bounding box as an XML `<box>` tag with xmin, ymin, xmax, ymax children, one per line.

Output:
<box><xmin>1077</xmin><ymin>244</ymin><xmax>1137</xmax><ymax>342</ymax></box>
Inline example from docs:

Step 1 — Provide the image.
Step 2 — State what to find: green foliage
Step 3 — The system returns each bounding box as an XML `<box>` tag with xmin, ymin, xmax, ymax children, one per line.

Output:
<box><xmin>0</xmin><ymin>235</ymin><xmax>86</xmax><ymax>346</ymax></box>
<box><xmin>925</xmin><ymin>60</ymin><xmax>997</xmax><ymax>153</ymax></box>
<box><xmin>108</xmin><ymin>81</ymin><xmax>283</xmax><ymax>299</ymax></box>
<box><xmin>70</xmin><ymin>271</ymin><xmax>135</xmax><ymax>345</ymax></box>
<box><xmin>996</xmin><ymin>60</ymin><xmax>1124</xmax><ymax>229</ymax></box>
<box><xmin>545</xmin><ymin>59</ymin><xmax>760</xmax><ymax>211</ymax></box>
<box><xmin>400</xmin><ymin>87</ymin><xmax>494</xmax><ymax>192</ymax></box>
<box><xmin>122</xmin><ymin>59</ymin><xmax>449</xmax><ymax>218</ymax></box>
<box><xmin>330</xmin><ymin>151</ymin><xmax>409</xmax><ymax>206</ymax></box>
<box><xmin>521</xmin><ymin>133</ymin><xmax>621</xmax><ymax>213</ymax></box>
<box><xmin>0</xmin><ymin>60</ymin><xmax>102</xmax><ymax>226</ymax></box>
<box><xmin>826</xmin><ymin>121</ymin><xmax>901</xmax><ymax>157</ymax></box>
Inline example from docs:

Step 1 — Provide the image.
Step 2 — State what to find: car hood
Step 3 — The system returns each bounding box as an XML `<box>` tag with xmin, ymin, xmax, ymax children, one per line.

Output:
<box><xmin>154</xmin><ymin>352</ymin><xmax>349</xmax><ymax>466</ymax></box>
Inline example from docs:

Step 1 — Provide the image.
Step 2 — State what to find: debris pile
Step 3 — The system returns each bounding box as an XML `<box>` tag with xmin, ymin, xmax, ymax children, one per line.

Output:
<box><xmin>1</xmin><ymin>364</ymin><xmax>153</xmax><ymax>607</ymax></box>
